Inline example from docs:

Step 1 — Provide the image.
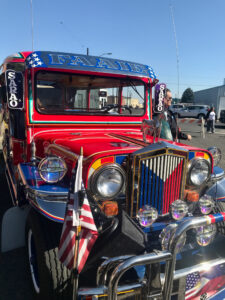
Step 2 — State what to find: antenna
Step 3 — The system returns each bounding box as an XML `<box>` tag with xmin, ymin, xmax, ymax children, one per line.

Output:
<box><xmin>30</xmin><ymin>0</ymin><xmax>36</xmax><ymax>163</ymax></box>
<box><xmin>170</xmin><ymin>4</ymin><xmax>180</xmax><ymax>99</ymax></box>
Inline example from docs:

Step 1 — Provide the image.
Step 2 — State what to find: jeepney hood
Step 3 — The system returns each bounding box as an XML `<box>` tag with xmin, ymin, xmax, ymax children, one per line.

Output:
<box><xmin>34</xmin><ymin>129</ymin><xmax>207</xmax><ymax>161</ymax></box>
<box><xmin>35</xmin><ymin>130</ymin><xmax>143</xmax><ymax>160</ymax></box>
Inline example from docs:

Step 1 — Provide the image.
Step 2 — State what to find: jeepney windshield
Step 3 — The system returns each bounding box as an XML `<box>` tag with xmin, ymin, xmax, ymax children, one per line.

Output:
<box><xmin>35</xmin><ymin>71</ymin><xmax>145</xmax><ymax>116</ymax></box>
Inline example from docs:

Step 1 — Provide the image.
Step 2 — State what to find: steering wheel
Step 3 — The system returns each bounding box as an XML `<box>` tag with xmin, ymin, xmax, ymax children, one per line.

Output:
<box><xmin>103</xmin><ymin>104</ymin><xmax>132</xmax><ymax>114</ymax></box>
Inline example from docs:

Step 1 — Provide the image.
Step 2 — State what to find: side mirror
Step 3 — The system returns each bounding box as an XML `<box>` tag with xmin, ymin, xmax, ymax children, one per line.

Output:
<box><xmin>5</xmin><ymin>70</ymin><xmax>24</xmax><ymax>110</ymax></box>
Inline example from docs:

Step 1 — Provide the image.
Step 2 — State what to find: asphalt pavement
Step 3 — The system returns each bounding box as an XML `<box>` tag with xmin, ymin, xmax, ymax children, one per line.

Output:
<box><xmin>0</xmin><ymin>120</ymin><xmax>225</xmax><ymax>299</ymax></box>
<box><xmin>178</xmin><ymin>120</ymin><xmax>225</xmax><ymax>170</ymax></box>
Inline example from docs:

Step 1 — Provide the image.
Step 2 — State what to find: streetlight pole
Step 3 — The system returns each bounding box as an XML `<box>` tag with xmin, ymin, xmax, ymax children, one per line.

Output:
<box><xmin>99</xmin><ymin>52</ymin><xmax>112</xmax><ymax>57</ymax></box>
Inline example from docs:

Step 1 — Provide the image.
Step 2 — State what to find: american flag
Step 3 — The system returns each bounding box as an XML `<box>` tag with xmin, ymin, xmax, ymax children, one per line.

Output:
<box><xmin>185</xmin><ymin>264</ymin><xmax>225</xmax><ymax>300</ymax></box>
<box><xmin>58</xmin><ymin>154</ymin><xmax>98</xmax><ymax>273</ymax></box>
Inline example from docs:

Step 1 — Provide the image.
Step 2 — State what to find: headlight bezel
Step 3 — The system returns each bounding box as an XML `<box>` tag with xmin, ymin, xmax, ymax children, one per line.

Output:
<box><xmin>38</xmin><ymin>156</ymin><xmax>67</xmax><ymax>183</ymax></box>
<box><xmin>188</xmin><ymin>158</ymin><xmax>211</xmax><ymax>186</ymax></box>
<box><xmin>90</xmin><ymin>163</ymin><xmax>126</xmax><ymax>200</ymax></box>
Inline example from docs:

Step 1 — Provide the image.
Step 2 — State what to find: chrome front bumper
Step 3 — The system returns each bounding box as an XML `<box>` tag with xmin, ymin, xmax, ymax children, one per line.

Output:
<box><xmin>78</xmin><ymin>214</ymin><xmax>225</xmax><ymax>300</ymax></box>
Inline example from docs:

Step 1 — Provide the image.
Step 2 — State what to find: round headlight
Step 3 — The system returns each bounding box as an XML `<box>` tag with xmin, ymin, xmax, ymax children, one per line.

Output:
<box><xmin>207</xmin><ymin>147</ymin><xmax>222</xmax><ymax>166</ymax></box>
<box><xmin>38</xmin><ymin>156</ymin><xmax>67</xmax><ymax>183</ymax></box>
<box><xmin>136</xmin><ymin>205</ymin><xmax>158</xmax><ymax>227</ymax></box>
<box><xmin>196</xmin><ymin>224</ymin><xmax>216</xmax><ymax>247</ymax></box>
<box><xmin>199</xmin><ymin>195</ymin><xmax>214</xmax><ymax>215</ymax></box>
<box><xmin>171</xmin><ymin>200</ymin><xmax>188</xmax><ymax>221</ymax></box>
<box><xmin>91</xmin><ymin>164</ymin><xmax>125</xmax><ymax>199</ymax></box>
<box><xmin>159</xmin><ymin>223</ymin><xmax>186</xmax><ymax>252</ymax></box>
<box><xmin>189</xmin><ymin>159</ymin><xmax>210</xmax><ymax>186</ymax></box>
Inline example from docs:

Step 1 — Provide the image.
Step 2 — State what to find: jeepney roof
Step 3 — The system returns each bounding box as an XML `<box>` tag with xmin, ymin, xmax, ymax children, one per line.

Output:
<box><xmin>22</xmin><ymin>51</ymin><xmax>157</xmax><ymax>79</ymax></box>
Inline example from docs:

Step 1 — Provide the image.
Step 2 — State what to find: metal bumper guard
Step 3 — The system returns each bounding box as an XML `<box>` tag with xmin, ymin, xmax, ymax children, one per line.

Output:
<box><xmin>78</xmin><ymin>213</ymin><xmax>225</xmax><ymax>300</ymax></box>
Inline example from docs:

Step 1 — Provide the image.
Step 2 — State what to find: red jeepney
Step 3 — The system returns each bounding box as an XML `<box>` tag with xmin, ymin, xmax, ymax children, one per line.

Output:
<box><xmin>1</xmin><ymin>51</ymin><xmax>225</xmax><ymax>300</ymax></box>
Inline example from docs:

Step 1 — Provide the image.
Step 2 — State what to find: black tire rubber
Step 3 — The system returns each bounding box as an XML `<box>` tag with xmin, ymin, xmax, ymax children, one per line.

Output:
<box><xmin>198</xmin><ymin>114</ymin><xmax>205</xmax><ymax>119</ymax></box>
<box><xmin>25</xmin><ymin>209</ymin><xmax>72</xmax><ymax>300</ymax></box>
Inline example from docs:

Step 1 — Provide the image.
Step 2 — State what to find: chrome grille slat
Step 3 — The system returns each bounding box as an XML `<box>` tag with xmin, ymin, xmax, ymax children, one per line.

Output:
<box><xmin>131</xmin><ymin>150</ymin><xmax>187</xmax><ymax>216</ymax></box>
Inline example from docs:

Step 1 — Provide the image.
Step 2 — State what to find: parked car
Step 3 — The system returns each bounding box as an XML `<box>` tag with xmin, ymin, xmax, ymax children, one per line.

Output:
<box><xmin>170</xmin><ymin>103</ymin><xmax>186</xmax><ymax>115</ymax></box>
<box><xmin>177</xmin><ymin>104</ymin><xmax>209</xmax><ymax>119</ymax></box>
<box><xmin>220</xmin><ymin>110</ymin><xmax>225</xmax><ymax>123</ymax></box>
<box><xmin>1</xmin><ymin>51</ymin><xmax>225</xmax><ymax>300</ymax></box>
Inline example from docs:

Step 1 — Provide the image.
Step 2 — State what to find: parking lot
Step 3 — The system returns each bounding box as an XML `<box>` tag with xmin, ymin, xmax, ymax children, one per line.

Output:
<box><xmin>178</xmin><ymin>119</ymin><xmax>225</xmax><ymax>170</ymax></box>
<box><xmin>0</xmin><ymin>120</ymin><xmax>225</xmax><ymax>299</ymax></box>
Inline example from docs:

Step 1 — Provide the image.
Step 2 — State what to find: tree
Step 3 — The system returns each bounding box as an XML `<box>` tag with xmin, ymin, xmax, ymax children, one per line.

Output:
<box><xmin>181</xmin><ymin>88</ymin><xmax>194</xmax><ymax>103</ymax></box>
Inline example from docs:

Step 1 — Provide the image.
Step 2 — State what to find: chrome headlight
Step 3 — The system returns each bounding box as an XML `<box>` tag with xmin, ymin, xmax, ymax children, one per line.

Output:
<box><xmin>160</xmin><ymin>223</ymin><xmax>186</xmax><ymax>252</ymax></box>
<box><xmin>196</xmin><ymin>224</ymin><xmax>216</xmax><ymax>246</ymax></box>
<box><xmin>207</xmin><ymin>147</ymin><xmax>222</xmax><ymax>166</ymax></box>
<box><xmin>170</xmin><ymin>200</ymin><xmax>188</xmax><ymax>220</ymax></box>
<box><xmin>136</xmin><ymin>205</ymin><xmax>158</xmax><ymax>227</ymax></box>
<box><xmin>91</xmin><ymin>164</ymin><xmax>125</xmax><ymax>199</ymax></box>
<box><xmin>188</xmin><ymin>159</ymin><xmax>210</xmax><ymax>186</ymax></box>
<box><xmin>38</xmin><ymin>156</ymin><xmax>67</xmax><ymax>183</ymax></box>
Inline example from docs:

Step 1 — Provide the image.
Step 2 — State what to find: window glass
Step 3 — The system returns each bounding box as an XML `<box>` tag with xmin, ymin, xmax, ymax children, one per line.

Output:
<box><xmin>35</xmin><ymin>71</ymin><xmax>145</xmax><ymax>116</ymax></box>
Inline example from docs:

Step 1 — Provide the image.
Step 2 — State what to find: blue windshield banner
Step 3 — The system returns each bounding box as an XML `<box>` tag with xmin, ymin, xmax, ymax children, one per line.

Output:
<box><xmin>25</xmin><ymin>51</ymin><xmax>156</xmax><ymax>79</ymax></box>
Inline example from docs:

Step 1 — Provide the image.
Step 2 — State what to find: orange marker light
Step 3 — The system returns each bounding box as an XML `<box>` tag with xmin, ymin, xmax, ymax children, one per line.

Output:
<box><xmin>184</xmin><ymin>189</ymin><xmax>199</xmax><ymax>202</ymax></box>
<box><xmin>101</xmin><ymin>201</ymin><xmax>118</xmax><ymax>216</ymax></box>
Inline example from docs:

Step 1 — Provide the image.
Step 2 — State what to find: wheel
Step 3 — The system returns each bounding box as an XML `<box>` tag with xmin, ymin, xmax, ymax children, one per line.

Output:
<box><xmin>26</xmin><ymin>209</ymin><xmax>72</xmax><ymax>300</ymax></box>
<box><xmin>198</xmin><ymin>113</ymin><xmax>205</xmax><ymax>119</ymax></box>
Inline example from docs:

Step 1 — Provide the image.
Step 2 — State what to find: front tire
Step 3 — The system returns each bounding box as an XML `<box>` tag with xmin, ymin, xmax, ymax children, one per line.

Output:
<box><xmin>26</xmin><ymin>209</ymin><xmax>72</xmax><ymax>300</ymax></box>
<box><xmin>198</xmin><ymin>113</ymin><xmax>205</xmax><ymax>119</ymax></box>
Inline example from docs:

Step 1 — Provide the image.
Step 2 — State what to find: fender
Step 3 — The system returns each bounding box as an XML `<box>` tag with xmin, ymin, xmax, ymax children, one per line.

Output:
<box><xmin>1</xmin><ymin>205</ymin><xmax>30</xmax><ymax>252</ymax></box>
<box><xmin>205</xmin><ymin>167</ymin><xmax>225</xmax><ymax>201</ymax></box>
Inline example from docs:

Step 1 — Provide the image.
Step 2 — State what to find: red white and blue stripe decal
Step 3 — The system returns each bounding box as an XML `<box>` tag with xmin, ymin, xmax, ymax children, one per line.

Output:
<box><xmin>204</xmin><ymin>212</ymin><xmax>225</xmax><ymax>225</ymax></box>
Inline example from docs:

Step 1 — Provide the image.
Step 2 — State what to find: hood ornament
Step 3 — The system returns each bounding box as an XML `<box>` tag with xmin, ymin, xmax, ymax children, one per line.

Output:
<box><xmin>142</xmin><ymin>112</ymin><xmax>173</xmax><ymax>143</ymax></box>
<box><xmin>142</xmin><ymin>116</ymin><xmax>162</xmax><ymax>143</ymax></box>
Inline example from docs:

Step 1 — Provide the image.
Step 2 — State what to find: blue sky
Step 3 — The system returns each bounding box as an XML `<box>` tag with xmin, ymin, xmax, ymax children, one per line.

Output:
<box><xmin>1</xmin><ymin>0</ymin><xmax>225</xmax><ymax>98</ymax></box>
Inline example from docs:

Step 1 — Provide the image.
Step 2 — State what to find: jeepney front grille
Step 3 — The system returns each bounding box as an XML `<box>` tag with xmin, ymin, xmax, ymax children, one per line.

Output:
<box><xmin>130</xmin><ymin>148</ymin><xmax>187</xmax><ymax>216</ymax></box>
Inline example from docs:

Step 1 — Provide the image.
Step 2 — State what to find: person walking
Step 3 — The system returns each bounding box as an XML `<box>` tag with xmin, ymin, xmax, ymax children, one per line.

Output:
<box><xmin>207</xmin><ymin>107</ymin><xmax>216</xmax><ymax>133</ymax></box>
<box><xmin>163</xmin><ymin>89</ymin><xmax>192</xmax><ymax>141</ymax></box>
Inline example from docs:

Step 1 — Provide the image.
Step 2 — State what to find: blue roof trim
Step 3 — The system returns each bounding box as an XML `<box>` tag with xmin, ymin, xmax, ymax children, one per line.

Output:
<box><xmin>25</xmin><ymin>51</ymin><xmax>156</xmax><ymax>79</ymax></box>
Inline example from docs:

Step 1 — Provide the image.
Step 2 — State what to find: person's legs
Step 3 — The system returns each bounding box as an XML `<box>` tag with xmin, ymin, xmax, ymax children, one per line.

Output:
<box><xmin>212</xmin><ymin>120</ymin><xmax>215</xmax><ymax>133</ymax></box>
<box><xmin>207</xmin><ymin>120</ymin><xmax>210</xmax><ymax>132</ymax></box>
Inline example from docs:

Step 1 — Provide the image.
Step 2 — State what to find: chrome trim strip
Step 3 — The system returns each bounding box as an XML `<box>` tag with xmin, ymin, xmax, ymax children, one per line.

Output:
<box><xmin>78</xmin><ymin>283</ymin><xmax>142</xmax><ymax>297</ymax></box>
<box><xmin>27</xmin><ymin>188</ymin><xmax>68</xmax><ymax>202</ymax></box>
<box><xmin>173</xmin><ymin>257</ymin><xmax>225</xmax><ymax>280</ymax></box>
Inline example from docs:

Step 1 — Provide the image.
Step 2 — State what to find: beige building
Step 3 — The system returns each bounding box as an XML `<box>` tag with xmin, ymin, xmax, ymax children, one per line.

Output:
<box><xmin>108</xmin><ymin>96</ymin><xmax>142</xmax><ymax>108</ymax></box>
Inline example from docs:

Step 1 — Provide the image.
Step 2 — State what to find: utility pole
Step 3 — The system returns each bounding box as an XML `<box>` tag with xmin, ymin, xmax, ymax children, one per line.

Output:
<box><xmin>87</xmin><ymin>48</ymin><xmax>89</xmax><ymax>55</ymax></box>
<box><xmin>170</xmin><ymin>4</ymin><xmax>180</xmax><ymax>99</ymax></box>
